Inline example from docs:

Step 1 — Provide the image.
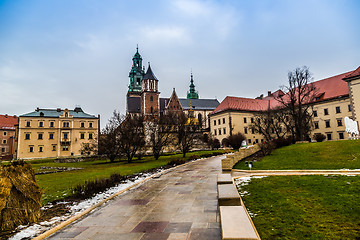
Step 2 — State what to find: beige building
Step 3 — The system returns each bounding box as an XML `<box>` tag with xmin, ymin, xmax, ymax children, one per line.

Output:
<box><xmin>16</xmin><ymin>107</ymin><xmax>99</xmax><ymax>159</ymax></box>
<box><xmin>210</xmin><ymin>67</ymin><xmax>360</xmax><ymax>143</ymax></box>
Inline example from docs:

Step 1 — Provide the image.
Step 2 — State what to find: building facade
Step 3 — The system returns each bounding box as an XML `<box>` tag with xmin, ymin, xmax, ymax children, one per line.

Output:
<box><xmin>16</xmin><ymin>107</ymin><xmax>99</xmax><ymax>159</ymax></box>
<box><xmin>210</xmin><ymin>67</ymin><xmax>360</xmax><ymax>143</ymax></box>
<box><xmin>0</xmin><ymin>114</ymin><xmax>18</xmax><ymax>160</ymax></box>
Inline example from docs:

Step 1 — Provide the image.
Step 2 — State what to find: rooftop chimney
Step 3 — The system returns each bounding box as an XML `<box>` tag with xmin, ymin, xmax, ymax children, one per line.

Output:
<box><xmin>268</xmin><ymin>91</ymin><xmax>271</xmax><ymax>97</ymax></box>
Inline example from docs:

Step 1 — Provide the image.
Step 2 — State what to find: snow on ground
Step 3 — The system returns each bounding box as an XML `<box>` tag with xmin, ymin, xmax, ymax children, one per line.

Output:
<box><xmin>9</xmin><ymin>170</ymin><xmax>160</xmax><ymax>240</ymax></box>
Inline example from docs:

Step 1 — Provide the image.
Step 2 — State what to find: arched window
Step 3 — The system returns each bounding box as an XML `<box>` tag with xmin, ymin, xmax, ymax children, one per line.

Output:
<box><xmin>150</xmin><ymin>82</ymin><xmax>153</xmax><ymax>90</ymax></box>
<box><xmin>150</xmin><ymin>96</ymin><xmax>153</xmax><ymax>102</ymax></box>
<box><xmin>151</xmin><ymin>106</ymin><xmax>153</xmax><ymax>113</ymax></box>
<box><xmin>198</xmin><ymin>113</ymin><xmax>202</xmax><ymax>124</ymax></box>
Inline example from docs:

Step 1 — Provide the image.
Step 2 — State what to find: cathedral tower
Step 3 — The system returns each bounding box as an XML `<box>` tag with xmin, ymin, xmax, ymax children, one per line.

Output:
<box><xmin>128</xmin><ymin>46</ymin><xmax>145</xmax><ymax>96</ymax></box>
<box><xmin>187</xmin><ymin>73</ymin><xmax>199</xmax><ymax>99</ymax></box>
<box><xmin>141</xmin><ymin>63</ymin><xmax>160</xmax><ymax>117</ymax></box>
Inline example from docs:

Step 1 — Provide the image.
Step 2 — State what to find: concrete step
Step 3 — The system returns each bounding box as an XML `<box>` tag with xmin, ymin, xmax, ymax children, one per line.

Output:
<box><xmin>218</xmin><ymin>183</ymin><xmax>241</xmax><ymax>206</ymax></box>
<box><xmin>217</xmin><ymin>174</ymin><xmax>233</xmax><ymax>184</ymax></box>
<box><xmin>220</xmin><ymin>206</ymin><xmax>259</xmax><ymax>240</ymax></box>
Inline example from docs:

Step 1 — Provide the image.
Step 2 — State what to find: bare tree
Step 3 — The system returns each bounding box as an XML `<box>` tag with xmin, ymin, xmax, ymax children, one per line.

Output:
<box><xmin>252</xmin><ymin>107</ymin><xmax>288</xmax><ymax>141</ymax></box>
<box><xmin>119</xmin><ymin>114</ymin><xmax>146</xmax><ymax>163</ymax></box>
<box><xmin>146</xmin><ymin>113</ymin><xmax>177</xmax><ymax>160</ymax></box>
<box><xmin>176</xmin><ymin>112</ymin><xmax>202</xmax><ymax>157</ymax></box>
<box><xmin>98</xmin><ymin>110</ymin><xmax>123</xmax><ymax>162</ymax></box>
<box><xmin>277</xmin><ymin>66</ymin><xmax>317</xmax><ymax>141</ymax></box>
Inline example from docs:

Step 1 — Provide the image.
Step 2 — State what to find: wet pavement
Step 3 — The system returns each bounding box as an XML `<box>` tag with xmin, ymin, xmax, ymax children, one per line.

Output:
<box><xmin>48</xmin><ymin>155</ymin><xmax>228</xmax><ymax>240</ymax></box>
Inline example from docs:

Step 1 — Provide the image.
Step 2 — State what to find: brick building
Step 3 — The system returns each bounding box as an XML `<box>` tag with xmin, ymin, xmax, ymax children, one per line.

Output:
<box><xmin>0</xmin><ymin>114</ymin><xmax>18</xmax><ymax>160</ymax></box>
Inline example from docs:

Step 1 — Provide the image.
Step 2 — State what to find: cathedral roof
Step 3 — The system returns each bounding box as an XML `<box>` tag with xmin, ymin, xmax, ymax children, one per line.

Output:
<box><xmin>178</xmin><ymin>98</ymin><xmax>219</xmax><ymax>110</ymax></box>
<box><xmin>143</xmin><ymin>64</ymin><xmax>158</xmax><ymax>80</ymax></box>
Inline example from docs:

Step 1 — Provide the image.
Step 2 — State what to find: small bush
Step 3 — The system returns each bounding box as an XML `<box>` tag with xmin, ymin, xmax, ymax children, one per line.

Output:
<box><xmin>188</xmin><ymin>155</ymin><xmax>200</xmax><ymax>160</ymax></box>
<box><xmin>212</xmin><ymin>139</ymin><xmax>221</xmax><ymax>149</ymax></box>
<box><xmin>259</xmin><ymin>141</ymin><xmax>276</xmax><ymax>156</ymax></box>
<box><xmin>273</xmin><ymin>137</ymin><xmax>294</xmax><ymax>148</ymax></box>
<box><xmin>221</xmin><ymin>138</ymin><xmax>230</xmax><ymax>147</ymax></box>
<box><xmin>72</xmin><ymin>173</ymin><xmax>125</xmax><ymax>199</ymax></box>
<box><xmin>227</xmin><ymin>133</ymin><xmax>246</xmax><ymax>149</ymax></box>
<box><xmin>168</xmin><ymin>158</ymin><xmax>186</xmax><ymax>166</ymax></box>
<box><xmin>314</xmin><ymin>133</ymin><xmax>326</xmax><ymax>142</ymax></box>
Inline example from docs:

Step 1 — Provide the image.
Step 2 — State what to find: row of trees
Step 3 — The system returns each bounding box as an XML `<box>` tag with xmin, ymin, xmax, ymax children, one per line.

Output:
<box><xmin>95</xmin><ymin>111</ymin><xmax>203</xmax><ymax>163</ymax></box>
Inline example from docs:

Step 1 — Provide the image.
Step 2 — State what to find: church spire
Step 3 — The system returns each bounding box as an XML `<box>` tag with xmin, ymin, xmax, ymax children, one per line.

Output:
<box><xmin>128</xmin><ymin>46</ymin><xmax>145</xmax><ymax>93</ymax></box>
<box><xmin>187</xmin><ymin>72</ymin><xmax>199</xmax><ymax>99</ymax></box>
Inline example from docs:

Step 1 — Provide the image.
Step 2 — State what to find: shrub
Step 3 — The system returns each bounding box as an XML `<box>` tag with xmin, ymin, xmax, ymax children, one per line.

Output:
<box><xmin>227</xmin><ymin>133</ymin><xmax>246</xmax><ymax>149</ymax></box>
<box><xmin>221</xmin><ymin>138</ymin><xmax>230</xmax><ymax>147</ymax></box>
<box><xmin>212</xmin><ymin>139</ymin><xmax>221</xmax><ymax>149</ymax></box>
<box><xmin>188</xmin><ymin>155</ymin><xmax>200</xmax><ymax>161</ymax></box>
<box><xmin>168</xmin><ymin>158</ymin><xmax>186</xmax><ymax>166</ymax></box>
<box><xmin>72</xmin><ymin>173</ymin><xmax>125</xmax><ymax>199</ymax></box>
<box><xmin>273</xmin><ymin>137</ymin><xmax>294</xmax><ymax>148</ymax></box>
<box><xmin>259</xmin><ymin>141</ymin><xmax>276</xmax><ymax>156</ymax></box>
<box><xmin>314</xmin><ymin>133</ymin><xmax>326</xmax><ymax>142</ymax></box>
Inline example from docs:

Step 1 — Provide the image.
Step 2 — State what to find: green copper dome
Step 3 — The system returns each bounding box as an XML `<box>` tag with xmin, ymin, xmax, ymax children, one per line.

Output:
<box><xmin>128</xmin><ymin>46</ymin><xmax>145</xmax><ymax>92</ymax></box>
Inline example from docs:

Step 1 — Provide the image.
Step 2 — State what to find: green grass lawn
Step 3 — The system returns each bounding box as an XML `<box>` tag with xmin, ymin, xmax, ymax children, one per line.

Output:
<box><xmin>236</xmin><ymin>175</ymin><xmax>360</xmax><ymax>240</ymax></box>
<box><xmin>234</xmin><ymin>140</ymin><xmax>360</xmax><ymax>170</ymax></box>
<box><xmin>31</xmin><ymin>150</ymin><xmax>225</xmax><ymax>205</ymax></box>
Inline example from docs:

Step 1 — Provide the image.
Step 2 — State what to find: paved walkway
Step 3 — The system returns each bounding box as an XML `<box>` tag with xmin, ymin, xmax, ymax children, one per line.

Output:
<box><xmin>48</xmin><ymin>155</ymin><xmax>227</xmax><ymax>240</ymax></box>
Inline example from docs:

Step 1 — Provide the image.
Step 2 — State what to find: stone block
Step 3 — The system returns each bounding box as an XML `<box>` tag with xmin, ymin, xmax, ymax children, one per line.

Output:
<box><xmin>220</xmin><ymin>206</ymin><xmax>259</xmax><ymax>240</ymax></box>
<box><xmin>217</xmin><ymin>174</ymin><xmax>233</xmax><ymax>185</ymax></box>
<box><xmin>217</xmin><ymin>184</ymin><xmax>241</xmax><ymax>206</ymax></box>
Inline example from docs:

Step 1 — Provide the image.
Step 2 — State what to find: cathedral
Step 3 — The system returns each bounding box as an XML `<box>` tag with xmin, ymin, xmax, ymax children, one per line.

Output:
<box><xmin>126</xmin><ymin>47</ymin><xmax>219</xmax><ymax>131</ymax></box>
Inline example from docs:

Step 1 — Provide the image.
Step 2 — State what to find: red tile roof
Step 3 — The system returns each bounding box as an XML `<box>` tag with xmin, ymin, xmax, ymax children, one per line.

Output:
<box><xmin>0</xmin><ymin>114</ymin><xmax>18</xmax><ymax>130</ymax></box>
<box><xmin>211</xmin><ymin>68</ymin><xmax>356</xmax><ymax>115</ymax></box>
<box><xmin>343</xmin><ymin>66</ymin><xmax>360</xmax><ymax>80</ymax></box>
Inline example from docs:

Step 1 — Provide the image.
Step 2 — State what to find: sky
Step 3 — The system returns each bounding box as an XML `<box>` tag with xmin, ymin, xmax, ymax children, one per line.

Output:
<box><xmin>1</xmin><ymin>0</ymin><xmax>360</xmax><ymax>128</ymax></box>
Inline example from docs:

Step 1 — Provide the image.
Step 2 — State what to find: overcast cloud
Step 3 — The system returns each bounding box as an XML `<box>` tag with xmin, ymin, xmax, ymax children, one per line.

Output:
<box><xmin>0</xmin><ymin>0</ymin><xmax>359</xmax><ymax>127</ymax></box>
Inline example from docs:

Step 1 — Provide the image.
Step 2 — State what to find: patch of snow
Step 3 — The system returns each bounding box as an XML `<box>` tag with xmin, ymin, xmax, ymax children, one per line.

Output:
<box><xmin>9</xmin><ymin>170</ymin><xmax>161</xmax><ymax>240</ymax></box>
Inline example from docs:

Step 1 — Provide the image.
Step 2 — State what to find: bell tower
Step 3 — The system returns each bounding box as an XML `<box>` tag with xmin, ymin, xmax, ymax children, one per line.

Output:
<box><xmin>128</xmin><ymin>46</ymin><xmax>145</xmax><ymax>96</ymax></box>
<box><xmin>187</xmin><ymin>73</ymin><xmax>199</xmax><ymax>99</ymax></box>
<box><xmin>141</xmin><ymin>63</ymin><xmax>160</xmax><ymax>117</ymax></box>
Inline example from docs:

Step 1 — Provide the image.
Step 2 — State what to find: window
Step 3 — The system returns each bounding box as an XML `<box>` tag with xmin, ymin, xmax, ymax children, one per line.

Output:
<box><xmin>63</xmin><ymin>122</ymin><xmax>70</xmax><ymax>128</ymax></box>
<box><xmin>326</xmin><ymin>133</ymin><xmax>332</xmax><ymax>141</ymax></box>
<box><xmin>52</xmin><ymin>145</ymin><xmax>56</xmax><ymax>151</ymax></box>
<box><xmin>26</xmin><ymin>121</ymin><xmax>31</xmax><ymax>127</ymax></box>
<box><xmin>251</xmin><ymin>118</ymin><xmax>254</xmax><ymax>123</ymax></box>
<box><xmin>255</xmin><ymin>139</ymin><xmax>259</xmax><ymax>143</ymax></box>
<box><xmin>251</xmin><ymin>128</ymin><xmax>255</xmax><ymax>134</ymax></box>
<box><xmin>324</xmin><ymin>108</ymin><xmax>329</xmax><ymax>115</ymax></box>
<box><xmin>325</xmin><ymin>120</ymin><xmax>330</xmax><ymax>128</ymax></box>
<box><xmin>223</xmin><ymin>128</ymin><xmax>226</xmax><ymax>135</ymax></box>
<box><xmin>49</xmin><ymin>133</ymin><xmax>54</xmax><ymax>140</ymax></box>
<box><xmin>136</xmin><ymin>77</ymin><xmax>141</xmax><ymax>85</ymax></box>
<box><xmin>50</xmin><ymin>121</ymin><xmax>54</xmax><ymax>128</ymax></box>
<box><xmin>81</xmin><ymin>122</ymin><xmax>85</xmax><ymax>128</ymax></box>
<box><xmin>62</xmin><ymin>146</ymin><xmax>69</xmax><ymax>151</ymax></box>
<box><xmin>1</xmin><ymin>148</ymin><xmax>5</xmax><ymax>153</ymax></box>
<box><xmin>29</xmin><ymin>146</ymin><xmax>34</xmax><ymax>152</ymax></box>
<box><xmin>337</xmin><ymin>119</ymin><xmax>343</xmax><ymax>127</ymax></box>
<box><xmin>3</xmin><ymin>132</ymin><xmax>7</xmax><ymax>136</ymax></box>
<box><xmin>248</xmin><ymin>139</ymin><xmax>251</xmax><ymax>144</ymax></box>
<box><xmin>214</xmin><ymin>120</ymin><xmax>216</xmax><ymax>126</ymax></box>
<box><xmin>244</xmin><ymin>118</ymin><xmax>247</xmax><ymax>123</ymax></box>
<box><xmin>39</xmin><ymin>121</ymin><xmax>44</xmax><ymax>127</ymax></box>
<box><xmin>244</xmin><ymin>127</ymin><xmax>248</xmax><ymax>134</ymax></box>
<box><xmin>218</xmin><ymin>119</ymin><xmax>221</xmax><ymax>125</ymax></box>
<box><xmin>223</xmin><ymin>118</ymin><xmax>225</xmax><ymax>124</ymax></box>
<box><xmin>348</xmin><ymin>104</ymin><xmax>352</xmax><ymax>112</ymax></box>
<box><xmin>38</xmin><ymin>133</ymin><xmax>43</xmax><ymax>140</ymax></box>
<box><xmin>89</xmin><ymin>133</ymin><xmax>93</xmax><ymax>139</ymax></box>
<box><xmin>339</xmin><ymin>132</ymin><xmax>344</xmax><ymax>140</ymax></box>
<box><xmin>335</xmin><ymin>106</ymin><xmax>341</xmax><ymax>113</ymax></box>
<box><xmin>198</xmin><ymin>114</ymin><xmax>202</xmax><ymax>124</ymax></box>
<box><xmin>150</xmin><ymin>106</ymin><xmax>153</xmax><ymax>113</ymax></box>
<box><xmin>2</xmin><ymin>139</ymin><xmax>6</xmax><ymax>144</ymax></box>
<box><xmin>214</xmin><ymin>129</ymin><xmax>217</xmax><ymax>135</ymax></box>
<box><xmin>25</xmin><ymin>133</ymin><xmax>30</xmax><ymax>140</ymax></box>
<box><xmin>39</xmin><ymin>146</ymin><xmax>43</xmax><ymax>152</ymax></box>
<box><xmin>80</xmin><ymin>133</ymin><xmax>85</xmax><ymax>139</ymax></box>
<box><xmin>218</xmin><ymin>129</ymin><xmax>221</xmax><ymax>135</ymax></box>
<box><xmin>150</xmin><ymin>96</ymin><xmax>153</xmax><ymax>102</ymax></box>
<box><xmin>313</xmin><ymin>110</ymin><xmax>318</xmax><ymax>117</ymax></box>
<box><xmin>314</xmin><ymin>122</ymin><xmax>319</xmax><ymax>129</ymax></box>
<box><xmin>63</xmin><ymin>133</ymin><xmax>68</xmax><ymax>140</ymax></box>
<box><xmin>89</xmin><ymin>122</ymin><xmax>93</xmax><ymax>128</ymax></box>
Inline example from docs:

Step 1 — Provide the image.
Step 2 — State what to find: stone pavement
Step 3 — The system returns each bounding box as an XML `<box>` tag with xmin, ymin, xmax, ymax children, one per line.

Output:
<box><xmin>48</xmin><ymin>155</ymin><xmax>228</xmax><ymax>240</ymax></box>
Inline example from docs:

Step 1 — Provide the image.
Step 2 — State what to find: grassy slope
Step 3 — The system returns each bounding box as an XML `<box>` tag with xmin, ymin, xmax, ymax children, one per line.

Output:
<box><xmin>237</xmin><ymin>175</ymin><xmax>360</xmax><ymax>240</ymax></box>
<box><xmin>32</xmin><ymin>150</ymin><xmax>225</xmax><ymax>204</ymax></box>
<box><xmin>234</xmin><ymin>140</ymin><xmax>360</xmax><ymax>170</ymax></box>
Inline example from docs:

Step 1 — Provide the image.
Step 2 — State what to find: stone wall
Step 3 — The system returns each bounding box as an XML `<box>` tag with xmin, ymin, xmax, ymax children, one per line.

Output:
<box><xmin>221</xmin><ymin>144</ymin><xmax>260</xmax><ymax>171</ymax></box>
